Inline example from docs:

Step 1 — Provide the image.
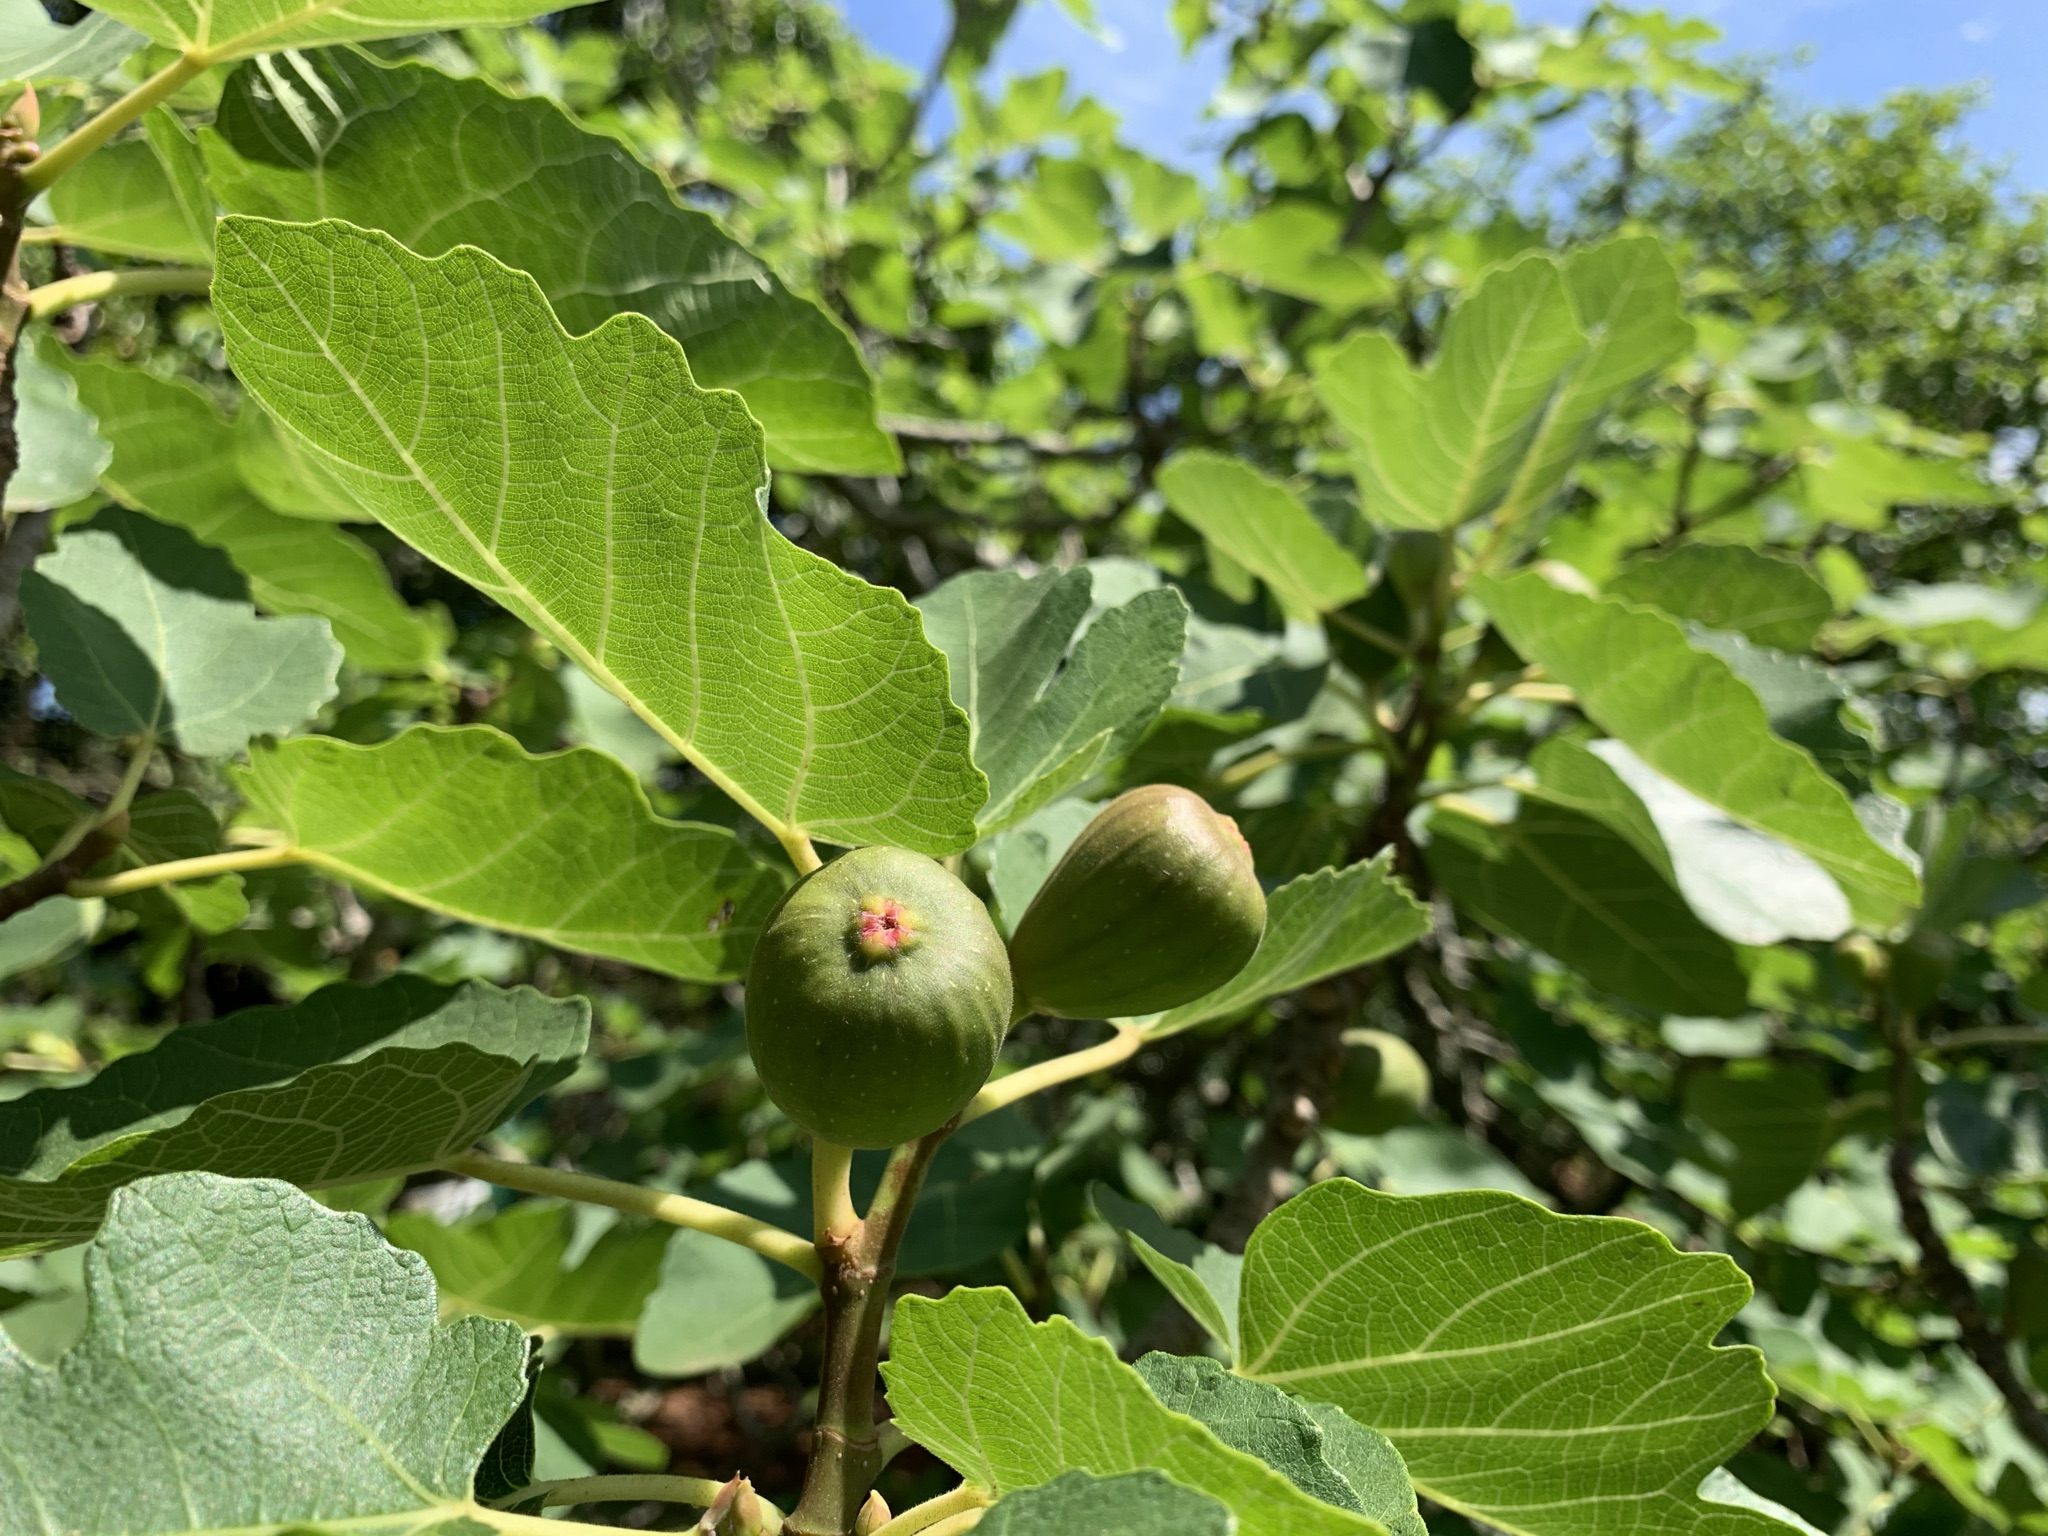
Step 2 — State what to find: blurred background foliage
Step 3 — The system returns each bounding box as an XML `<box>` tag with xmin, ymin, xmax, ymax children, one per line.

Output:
<box><xmin>11</xmin><ymin>0</ymin><xmax>2048</xmax><ymax>1530</ymax></box>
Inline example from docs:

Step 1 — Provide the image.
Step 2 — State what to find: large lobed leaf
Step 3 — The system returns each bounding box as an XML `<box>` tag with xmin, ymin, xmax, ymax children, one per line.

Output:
<box><xmin>918</xmin><ymin>565</ymin><xmax>1186</xmax><ymax>834</ymax></box>
<box><xmin>205</xmin><ymin>49</ymin><xmax>894</xmax><ymax>474</ymax></box>
<box><xmin>1237</xmin><ymin>1181</ymin><xmax>1787</xmax><ymax>1536</ymax></box>
<box><xmin>237</xmin><ymin>724</ymin><xmax>786</xmax><ymax>980</ymax></box>
<box><xmin>884</xmin><ymin>1286</ymin><xmax>1383</xmax><ymax>1536</ymax></box>
<box><xmin>1316</xmin><ymin>254</ymin><xmax>1586</xmax><ymax>531</ymax></box>
<box><xmin>215</xmin><ymin>215</ymin><xmax>984</xmax><ymax>855</ymax></box>
<box><xmin>1474</xmin><ymin>570</ymin><xmax>1918</xmax><ymax>926</ymax></box>
<box><xmin>0</xmin><ymin>1172</ymin><xmax>533</xmax><ymax>1533</ymax></box>
<box><xmin>0</xmin><ymin>975</ymin><xmax>586</xmax><ymax>1254</ymax></box>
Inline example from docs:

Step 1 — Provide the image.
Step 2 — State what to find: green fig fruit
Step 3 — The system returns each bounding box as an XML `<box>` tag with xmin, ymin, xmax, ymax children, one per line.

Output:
<box><xmin>1007</xmin><ymin>784</ymin><xmax>1265</xmax><ymax>1020</ymax></box>
<box><xmin>745</xmin><ymin>845</ymin><xmax>1012</xmax><ymax>1149</ymax></box>
<box><xmin>1326</xmin><ymin>1028</ymin><xmax>1430</xmax><ymax>1135</ymax></box>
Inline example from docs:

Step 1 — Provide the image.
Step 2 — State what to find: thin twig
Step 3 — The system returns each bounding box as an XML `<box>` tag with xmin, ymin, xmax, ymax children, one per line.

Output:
<box><xmin>440</xmin><ymin>1150</ymin><xmax>822</xmax><ymax>1280</ymax></box>
<box><xmin>67</xmin><ymin>843</ymin><xmax>299</xmax><ymax>898</ymax></box>
<box><xmin>0</xmin><ymin>811</ymin><xmax>127</xmax><ymax>922</ymax></box>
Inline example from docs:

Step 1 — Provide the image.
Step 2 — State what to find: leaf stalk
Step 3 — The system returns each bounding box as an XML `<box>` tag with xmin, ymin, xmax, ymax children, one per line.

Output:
<box><xmin>67</xmin><ymin>842</ymin><xmax>299</xmax><ymax>898</ymax></box>
<box><xmin>26</xmin><ymin>265</ymin><xmax>212</xmax><ymax>319</ymax></box>
<box><xmin>22</xmin><ymin>52</ymin><xmax>207</xmax><ymax>195</ymax></box>
<box><xmin>961</xmin><ymin>1023</ymin><xmax>1145</xmax><ymax>1123</ymax></box>
<box><xmin>869</xmin><ymin>1484</ymin><xmax>991</xmax><ymax>1536</ymax></box>
<box><xmin>441</xmin><ymin>1149</ymin><xmax>822</xmax><ymax>1281</ymax></box>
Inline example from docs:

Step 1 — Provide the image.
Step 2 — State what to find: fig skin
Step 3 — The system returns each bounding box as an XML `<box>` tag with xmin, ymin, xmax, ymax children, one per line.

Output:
<box><xmin>1008</xmin><ymin>784</ymin><xmax>1266</xmax><ymax>1019</ymax></box>
<box><xmin>745</xmin><ymin>845</ymin><xmax>1012</xmax><ymax>1150</ymax></box>
<box><xmin>1326</xmin><ymin>1028</ymin><xmax>1431</xmax><ymax>1135</ymax></box>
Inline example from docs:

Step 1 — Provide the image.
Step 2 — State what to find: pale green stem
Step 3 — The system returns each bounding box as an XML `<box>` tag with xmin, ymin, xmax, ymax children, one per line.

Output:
<box><xmin>913</xmin><ymin>1513</ymin><xmax>984</xmax><ymax>1536</ymax></box>
<box><xmin>781</xmin><ymin>827</ymin><xmax>824</xmax><ymax>875</ymax></box>
<box><xmin>871</xmin><ymin>1485</ymin><xmax>991</xmax><ymax>1536</ymax></box>
<box><xmin>961</xmin><ymin>1024</ymin><xmax>1145</xmax><ymax>1124</ymax></box>
<box><xmin>813</xmin><ymin>1138</ymin><xmax>859</xmax><ymax>1245</ymax></box>
<box><xmin>26</xmin><ymin>266</ymin><xmax>211</xmax><ymax>319</ymax></box>
<box><xmin>67</xmin><ymin>843</ymin><xmax>300</xmax><ymax>898</ymax></box>
<box><xmin>22</xmin><ymin>52</ymin><xmax>206</xmax><ymax>194</ymax></box>
<box><xmin>510</xmin><ymin>1475</ymin><xmax>732</xmax><ymax>1510</ymax></box>
<box><xmin>442</xmin><ymin>1149</ymin><xmax>822</xmax><ymax>1280</ymax></box>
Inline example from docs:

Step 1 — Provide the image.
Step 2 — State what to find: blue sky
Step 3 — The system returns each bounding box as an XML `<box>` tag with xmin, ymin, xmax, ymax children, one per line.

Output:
<box><xmin>836</xmin><ymin>0</ymin><xmax>2048</xmax><ymax>192</ymax></box>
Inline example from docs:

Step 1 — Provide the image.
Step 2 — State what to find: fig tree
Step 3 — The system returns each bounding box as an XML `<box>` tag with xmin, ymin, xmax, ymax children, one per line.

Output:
<box><xmin>1007</xmin><ymin>784</ymin><xmax>1265</xmax><ymax>1019</ymax></box>
<box><xmin>745</xmin><ymin>845</ymin><xmax>1011</xmax><ymax>1149</ymax></box>
<box><xmin>1326</xmin><ymin>1028</ymin><xmax>1430</xmax><ymax>1135</ymax></box>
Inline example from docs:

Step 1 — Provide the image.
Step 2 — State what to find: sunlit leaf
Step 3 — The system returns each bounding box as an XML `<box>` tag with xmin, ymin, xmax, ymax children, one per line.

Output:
<box><xmin>633</xmin><ymin>1226</ymin><xmax>819</xmax><ymax>1376</ymax></box>
<box><xmin>1494</xmin><ymin>237</ymin><xmax>1695</xmax><ymax>523</ymax></box>
<box><xmin>215</xmin><ymin>216</ymin><xmax>984</xmax><ymax>855</ymax></box>
<box><xmin>1158</xmin><ymin>452</ymin><xmax>1370</xmax><ymax>616</ymax></box>
<box><xmin>7</xmin><ymin>336</ymin><xmax>109</xmax><ymax>514</ymax></box>
<box><xmin>1238</xmin><ymin>1180</ymin><xmax>1785</xmax><ymax>1536</ymax></box>
<box><xmin>0</xmin><ymin>976</ymin><xmax>587</xmax><ymax>1254</ymax></box>
<box><xmin>884</xmin><ymin>1286</ymin><xmax>1381</xmax><ymax>1536</ymax></box>
<box><xmin>1149</xmin><ymin>853</ymin><xmax>1428</xmax><ymax>1037</ymax></box>
<box><xmin>1317</xmin><ymin>255</ymin><xmax>1587</xmax><ymax>530</ymax></box>
<box><xmin>205</xmin><ymin>50</ymin><xmax>894</xmax><ymax>474</ymax></box>
<box><xmin>236</xmin><ymin>725</ymin><xmax>786</xmax><ymax>980</ymax></box>
<box><xmin>91</xmin><ymin>0</ymin><xmax>546</xmax><ymax>61</ymax></box>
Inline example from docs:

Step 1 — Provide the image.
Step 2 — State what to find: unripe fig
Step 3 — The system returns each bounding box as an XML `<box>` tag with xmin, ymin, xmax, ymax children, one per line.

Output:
<box><xmin>1007</xmin><ymin>785</ymin><xmax>1265</xmax><ymax>1019</ymax></box>
<box><xmin>745</xmin><ymin>845</ymin><xmax>1011</xmax><ymax>1149</ymax></box>
<box><xmin>1326</xmin><ymin>1028</ymin><xmax>1430</xmax><ymax>1135</ymax></box>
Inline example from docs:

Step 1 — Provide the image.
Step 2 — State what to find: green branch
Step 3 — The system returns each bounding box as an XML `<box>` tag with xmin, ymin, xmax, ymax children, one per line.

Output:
<box><xmin>871</xmin><ymin>1484</ymin><xmax>991</xmax><ymax>1536</ymax></box>
<box><xmin>27</xmin><ymin>266</ymin><xmax>212</xmax><ymax>319</ymax></box>
<box><xmin>441</xmin><ymin>1149</ymin><xmax>822</xmax><ymax>1281</ymax></box>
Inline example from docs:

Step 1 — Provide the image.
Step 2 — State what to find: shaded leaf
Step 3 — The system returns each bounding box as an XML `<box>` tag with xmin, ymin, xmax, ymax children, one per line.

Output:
<box><xmin>22</xmin><ymin>513</ymin><xmax>341</xmax><ymax>755</ymax></box>
<box><xmin>66</xmin><ymin>354</ymin><xmax>438</xmax><ymax>673</ymax></box>
<box><xmin>979</xmin><ymin>1470</ymin><xmax>1234</xmax><ymax>1536</ymax></box>
<box><xmin>1686</xmin><ymin>1063</ymin><xmax>1838</xmax><ymax>1220</ymax></box>
<box><xmin>1608</xmin><ymin>546</ymin><xmax>1832</xmax><ymax>653</ymax></box>
<box><xmin>236</xmin><ymin>725</ymin><xmax>786</xmax><ymax>981</ymax></box>
<box><xmin>1159</xmin><ymin>452</ymin><xmax>1370</xmax><ymax>616</ymax></box>
<box><xmin>1303</xmin><ymin>1403</ymin><xmax>1429</xmax><ymax>1536</ymax></box>
<box><xmin>1239</xmin><ymin>1180</ymin><xmax>1783</xmax><ymax>1536</ymax></box>
<box><xmin>206</xmin><ymin>50</ymin><xmax>893</xmax><ymax>474</ymax></box>
<box><xmin>1474</xmin><ymin>569</ymin><xmax>1918</xmax><ymax>926</ymax></box>
<box><xmin>0</xmin><ymin>896</ymin><xmax>100</xmax><ymax>981</ymax></box>
<box><xmin>0</xmin><ymin>976</ymin><xmax>588</xmax><ymax>1254</ymax></box>
<box><xmin>1136</xmin><ymin>1352</ymin><xmax>1368</xmax><ymax>1512</ymax></box>
<box><xmin>1150</xmin><ymin>853</ymin><xmax>1429</xmax><ymax>1036</ymax></box>
<box><xmin>919</xmin><ymin>566</ymin><xmax>1185</xmax><ymax>833</ymax></box>
<box><xmin>1317</xmin><ymin>255</ymin><xmax>1586</xmax><ymax>530</ymax></box>
<box><xmin>48</xmin><ymin>110</ymin><xmax>210</xmax><ymax>262</ymax></box>
<box><xmin>7</xmin><ymin>336</ymin><xmax>109</xmax><ymax>514</ymax></box>
<box><xmin>633</xmin><ymin>1226</ymin><xmax>818</xmax><ymax>1376</ymax></box>
<box><xmin>883</xmin><ymin>1286</ymin><xmax>1381</xmax><ymax>1536</ymax></box>
<box><xmin>0</xmin><ymin>3</ymin><xmax>142</xmax><ymax>81</ymax></box>
<box><xmin>0</xmin><ymin>1172</ymin><xmax>529</xmax><ymax>1532</ymax></box>
<box><xmin>1093</xmin><ymin>1184</ymin><xmax>1241</xmax><ymax>1358</ymax></box>
<box><xmin>215</xmin><ymin>215</ymin><xmax>983</xmax><ymax>855</ymax></box>
<box><xmin>1425</xmin><ymin>797</ymin><xmax>1748</xmax><ymax>1017</ymax></box>
<box><xmin>389</xmin><ymin>1201</ymin><xmax>671</xmax><ymax>1336</ymax></box>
